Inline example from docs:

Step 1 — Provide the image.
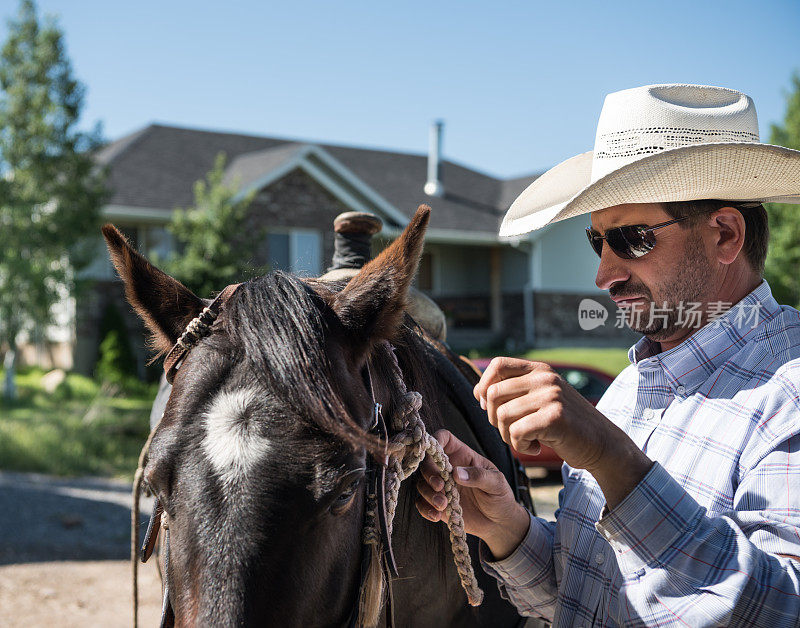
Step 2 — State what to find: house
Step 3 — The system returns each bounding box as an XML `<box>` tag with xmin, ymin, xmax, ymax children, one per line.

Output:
<box><xmin>59</xmin><ymin>122</ymin><xmax>633</xmax><ymax>376</ymax></box>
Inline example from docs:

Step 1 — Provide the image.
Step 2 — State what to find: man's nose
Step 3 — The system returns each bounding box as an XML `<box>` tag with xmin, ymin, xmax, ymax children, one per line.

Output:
<box><xmin>595</xmin><ymin>243</ymin><xmax>631</xmax><ymax>290</ymax></box>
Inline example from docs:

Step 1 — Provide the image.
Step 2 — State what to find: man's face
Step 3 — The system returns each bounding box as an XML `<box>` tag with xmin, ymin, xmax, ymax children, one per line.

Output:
<box><xmin>591</xmin><ymin>203</ymin><xmax>714</xmax><ymax>343</ymax></box>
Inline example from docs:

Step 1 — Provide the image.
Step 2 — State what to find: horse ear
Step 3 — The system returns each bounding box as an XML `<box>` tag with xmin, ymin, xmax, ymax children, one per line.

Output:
<box><xmin>332</xmin><ymin>205</ymin><xmax>431</xmax><ymax>357</ymax></box>
<box><xmin>101</xmin><ymin>224</ymin><xmax>204</xmax><ymax>358</ymax></box>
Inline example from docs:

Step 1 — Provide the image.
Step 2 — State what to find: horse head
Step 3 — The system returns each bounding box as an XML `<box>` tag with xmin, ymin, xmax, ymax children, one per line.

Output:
<box><xmin>103</xmin><ymin>206</ymin><xmax>432</xmax><ymax>626</ymax></box>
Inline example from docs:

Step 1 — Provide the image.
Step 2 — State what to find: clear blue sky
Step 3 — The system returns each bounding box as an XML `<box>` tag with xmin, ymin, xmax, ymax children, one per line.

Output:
<box><xmin>3</xmin><ymin>0</ymin><xmax>799</xmax><ymax>178</ymax></box>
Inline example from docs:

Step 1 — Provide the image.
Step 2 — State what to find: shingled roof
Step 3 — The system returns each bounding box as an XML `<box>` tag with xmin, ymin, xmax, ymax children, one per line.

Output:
<box><xmin>96</xmin><ymin>124</ymin><xmax>541</xmax><ymax>235</ymax></box>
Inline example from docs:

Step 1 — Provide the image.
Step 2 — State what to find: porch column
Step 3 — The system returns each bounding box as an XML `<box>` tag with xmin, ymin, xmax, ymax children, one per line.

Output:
<box><xmin>523</xmin><ymin>240</ymin><xmax>537</xmax><ymax>346</ymax></box>
<box><xmin>490</xmin><ymin>246</ymin><xmax>503</xmax><ymax>333</ymax></box>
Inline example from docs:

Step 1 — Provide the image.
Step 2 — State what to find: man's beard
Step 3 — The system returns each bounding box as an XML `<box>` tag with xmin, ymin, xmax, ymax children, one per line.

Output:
<box><xmin>611</xmin><ymin>232</ymin><xmax>710</xmax><ymax>341</ymax></box>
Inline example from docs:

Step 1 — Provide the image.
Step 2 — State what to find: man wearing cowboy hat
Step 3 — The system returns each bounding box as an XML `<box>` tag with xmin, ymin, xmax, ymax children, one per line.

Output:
<box><xmin>417</xmin><ymin>84</ymin><xmax>800</xmax><ymax>626</ymax></box>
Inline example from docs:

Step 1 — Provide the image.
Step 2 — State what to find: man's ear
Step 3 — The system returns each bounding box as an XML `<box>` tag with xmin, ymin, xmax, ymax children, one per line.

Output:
<box><xmin>710</xmin><ymin>206</ymin><xmax>746</xmax><ymax>265</ymax></box>
<box><xmin>101</xmin><ymin>224</ymin><xmax>204</xmax><ymax>357</ymax></box>
<box><xmin>332</xmin><ymin>205</ymin><xmax>430</xmax><ymax>358</ymax></box>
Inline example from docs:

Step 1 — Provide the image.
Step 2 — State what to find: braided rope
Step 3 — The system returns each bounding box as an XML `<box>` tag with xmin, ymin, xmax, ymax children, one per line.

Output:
<box><xmin>380</xmin><ymin>342</ymin><xmax>484</xmax><ymax>607</ymax></box>
<box><xmin>362</xmin><ymin>489</ymin><xmax>381</xmax><ymax>548</ymax></box>
<box><xmin>176</xmin><ymin>307</ymin><xmax>217</xmax><ymax>350</ymax></box>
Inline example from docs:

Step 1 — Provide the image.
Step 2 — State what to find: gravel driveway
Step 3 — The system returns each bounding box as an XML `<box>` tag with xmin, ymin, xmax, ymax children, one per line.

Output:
<box><xmin>0</xmin><ymin>471</ymin><xmax>161</xmax><ymax>625</ymax></box>
<box><xmin>0</xmin><ymin>471</ymin><xmax>152</xmax><ymax>564</ymax></box>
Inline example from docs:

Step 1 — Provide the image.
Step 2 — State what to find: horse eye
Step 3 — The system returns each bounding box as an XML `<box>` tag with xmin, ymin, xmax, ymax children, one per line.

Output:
<box><xmin>329</xmin><ymin>472</ymin><xmax>363</xmax><ymax>516</ymax></box>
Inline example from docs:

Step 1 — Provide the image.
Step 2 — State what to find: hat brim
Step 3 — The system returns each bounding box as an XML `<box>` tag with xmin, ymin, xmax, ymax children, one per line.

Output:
<box><xmin>499</xmin><ymin>142</ymin><xmax>800</xmax><ymax>236</ymax></box>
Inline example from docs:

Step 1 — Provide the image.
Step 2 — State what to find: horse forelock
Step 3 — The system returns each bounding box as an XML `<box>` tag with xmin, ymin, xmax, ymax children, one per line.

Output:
<box><xmin>222</xmin><ymin>272</ymin><xmax>373</xmax><ymax>448</ymax></box>
<box><xmin>218</xmin><ymin>271</ymin><xmax>443</xmax><ymax>455</ymax></box>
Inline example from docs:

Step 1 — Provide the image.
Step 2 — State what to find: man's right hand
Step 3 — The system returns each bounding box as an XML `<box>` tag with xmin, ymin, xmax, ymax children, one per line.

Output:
<box><xmin>415</xmin><ymin>429</ymin><xmax>531</xmax><ymax>560</ymax></box>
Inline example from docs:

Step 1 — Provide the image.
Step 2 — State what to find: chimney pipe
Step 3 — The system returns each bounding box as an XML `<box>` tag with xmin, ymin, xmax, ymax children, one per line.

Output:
<box><xmin>424</xmin><ymin>120</ymin><xmax>445</xmax><ymax>197</ymax></box>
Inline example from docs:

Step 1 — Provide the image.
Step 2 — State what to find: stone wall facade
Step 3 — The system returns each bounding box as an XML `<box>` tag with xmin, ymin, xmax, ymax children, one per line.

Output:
<box><xmin>246</xmin><ymin>168</ymin><xmax>351</xmax><ymax>270</ymax></box>
<box><xmin>500</xmin><ymin>291</ymin><xmax>639</xmax><ymax>348</ymax></box>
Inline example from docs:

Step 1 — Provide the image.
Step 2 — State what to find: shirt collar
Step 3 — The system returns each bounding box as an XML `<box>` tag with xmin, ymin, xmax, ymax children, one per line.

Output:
<box><xmin>627</xmin><ymin>280</ymin><xmax>780</xmax><ymax>395</ymax></box>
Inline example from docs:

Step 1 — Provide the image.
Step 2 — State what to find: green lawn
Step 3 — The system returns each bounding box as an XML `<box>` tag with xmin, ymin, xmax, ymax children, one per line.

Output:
<box><xmin>0</xmin><ymin>368</ymin><xmax>157</xmax><ymax>478</ymax></box>
<box><xmin>467</xmin><ymin>346</ymin><xmax>631</xmax><ymax>376</ymax></box>
<box><xmin>518</xmin><ymin>347</ymin><xmax>631</xmax><ymax>377</ymax></box>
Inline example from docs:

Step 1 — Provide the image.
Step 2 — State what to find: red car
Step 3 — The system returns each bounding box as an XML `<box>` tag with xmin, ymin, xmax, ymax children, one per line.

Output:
<box><xmin>470</xmin><ymin>358</ymin><xmax>616</xmax><ymax>469</ymax></box>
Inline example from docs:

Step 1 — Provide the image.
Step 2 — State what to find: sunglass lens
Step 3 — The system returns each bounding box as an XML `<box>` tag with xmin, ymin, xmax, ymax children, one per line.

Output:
<box><xmin>604</xmin><ymin>228</ymin><xmax>634</xmax><ymax>259</ymax></box>
<box><xmin>586</xmin><ymin>229</ymin><xmax>603</xmax><ymax>257</ymax></box>
<box><xmin>587</xmin><ymin>225</ymin><xmax>657</xmax><ymax>259</ymax></box>
<box><xmin>618</xmin><ymin>226</ymin><xmax>655</xmax><ymax>258</ymax></box>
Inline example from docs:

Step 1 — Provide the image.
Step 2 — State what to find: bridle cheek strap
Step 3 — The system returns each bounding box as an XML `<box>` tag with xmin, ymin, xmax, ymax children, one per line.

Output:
<box><xmin>140</xmin><ymin>500</ymin><xmax>162</xmax><ymax>563</ymax></box>
<box><xmin>163</xmin><ymin>283</ymin><xmax>241</xmax><ymax>384</ymax></box>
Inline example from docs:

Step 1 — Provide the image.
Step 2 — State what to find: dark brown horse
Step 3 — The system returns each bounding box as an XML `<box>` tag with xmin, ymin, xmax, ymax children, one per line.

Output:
<box><xmin>105</xmin><ymin>206</ymin><xmax>529</xmax><ymax>627</ymax></box>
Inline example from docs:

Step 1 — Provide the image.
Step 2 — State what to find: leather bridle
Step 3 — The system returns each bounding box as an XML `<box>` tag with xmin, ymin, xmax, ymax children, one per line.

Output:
<box><xmin>162</xmin><ymin>283</ymin><xmax>241</xmax><ymax>385</ymax></box>
<box><xmin>347</xmin><ymin>361</ymin><xmax>399</xmax><ymax>628</ymax></box>
<box><xmin>133</xmin><ymin>282</ymin><xmax>401</xmax><ymax>628</ymax></box>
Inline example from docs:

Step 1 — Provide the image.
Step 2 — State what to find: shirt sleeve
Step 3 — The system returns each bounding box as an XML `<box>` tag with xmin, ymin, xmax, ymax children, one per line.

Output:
<box><xmin>479</xmin><ymin>509</ymin><xmax>560</xmax><ymax>620</ymax></box>
<box><xmin>595</xmin><ymin>433</ymin><xmax>800</xmax><ymax>627</ymax></box>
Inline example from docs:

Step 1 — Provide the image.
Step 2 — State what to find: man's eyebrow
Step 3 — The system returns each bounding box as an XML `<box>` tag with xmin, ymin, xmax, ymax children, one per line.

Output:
<box><xmin>592</xmin><ymin>218</ymin><xmax>655</xmax><ymax>232</ymax></box>
<box><xmin>589</xmin><ymin>220</ymin><xmax>628</xmax><ymax>232</ymax></box>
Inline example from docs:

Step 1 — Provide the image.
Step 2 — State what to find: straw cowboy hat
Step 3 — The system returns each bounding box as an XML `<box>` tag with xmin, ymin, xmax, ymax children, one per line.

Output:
<box><xmin>499</xmin><ymin>83</ymin><xmax>800</xmax><ymax>236</ymax></box>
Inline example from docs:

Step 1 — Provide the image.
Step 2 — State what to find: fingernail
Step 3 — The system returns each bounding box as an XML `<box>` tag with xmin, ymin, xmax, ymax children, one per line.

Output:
<box><xmin>480</xmin><ymin>396</ymin><xmax>486</xmax><ymax>410</ymax></box>
<box><xmin>434</xmin><ymin>495</ymin><xmax>446</xmax><ymax>509</ymax></box>
<box><xmin>456</xmin><ymin>467</ymin><xmax>469</xmax><ymax>481</ymax></box>
<box><xmin>429</xmin><ymin>508</ymin><xmax>439</xmax><ymax>521</ymax></box>
<box><xmin>433</xmin><ymin>477</ymin><xmax>444</xmax><ymax>491</ymax></box>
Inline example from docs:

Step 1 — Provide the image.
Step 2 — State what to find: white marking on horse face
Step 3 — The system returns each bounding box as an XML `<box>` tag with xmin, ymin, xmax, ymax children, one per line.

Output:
<box><xmin>202</xmin><ymin>388</ymin><xmax>270</xmax><ymax>486</ymax></box>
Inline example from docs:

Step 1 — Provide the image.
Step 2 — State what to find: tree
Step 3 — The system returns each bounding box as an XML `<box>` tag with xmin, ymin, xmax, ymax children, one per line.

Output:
<box><xmin>0</xmin><ymin>0</ymin><xmax>107</xmax><ymax>399</ymax></box>
<box><xmin>764</xmin><ymin>73</ymin><xmax>800</xmax><ymax>307</ymax></box>
<box><xmin>157</xmin><ymin>152</ymin><xmax>267</xmax><ymax>298</ymax></box>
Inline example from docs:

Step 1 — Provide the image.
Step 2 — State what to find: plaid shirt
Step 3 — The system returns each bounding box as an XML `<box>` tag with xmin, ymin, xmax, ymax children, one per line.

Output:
<box><xmin>482</xmin><ymin>281</ymin><xmax>800</xmax><ymax>626</ymax></box>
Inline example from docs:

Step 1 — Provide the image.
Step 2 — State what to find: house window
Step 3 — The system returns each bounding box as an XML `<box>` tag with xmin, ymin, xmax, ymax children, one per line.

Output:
<box><xmin>264</xmin><ymin>229</ymin><xmax>322</xmax><ymax>276</ymax></box>
<box><xmin>266</xmin><ymin>232</ymin><xmax>291</xmax><ymax>270</ymax></box>
<box><xmin>80</xmin><ymin>239</ymin><xmax>117</xmax><ymax>280</ymax></box>
<box><xmin>291</xmin><ymin>231</ymin><xmax>322</xmax><ymax>276</ymax></box>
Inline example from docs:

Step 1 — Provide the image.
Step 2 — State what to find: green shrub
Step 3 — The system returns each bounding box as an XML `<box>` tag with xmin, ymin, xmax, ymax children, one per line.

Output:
<box><xmin>96</xmin><ymin>329</ymin><xmax>132</xmax><ymax>388</ymax></box>
<box><xmin>63</xmin><ymin>371</ymin><xmax>99</xmax><ymax>399</ymax></box>
<box><xmin>95</xmin><ymin>303</ymin><xmax>138</xmax><ymax>387</ymax></box>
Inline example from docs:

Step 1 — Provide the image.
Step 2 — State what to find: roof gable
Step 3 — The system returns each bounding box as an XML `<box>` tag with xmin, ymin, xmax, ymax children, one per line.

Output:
<box><xmin>224</xmin><ymin>144</ymin><xmax>409</xmax><ymax>229</ymax></box>
<box><xmin>99</xmin><ymin>123</ymin><xmax>541</xmax><ymax>236</ymax></box>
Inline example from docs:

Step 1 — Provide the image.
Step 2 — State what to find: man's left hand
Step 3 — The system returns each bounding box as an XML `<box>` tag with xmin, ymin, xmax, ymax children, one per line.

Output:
<box><xmin>474</xmin><ymin>357</ymin><xmax>652</xmax><ymax>508</ymax></box>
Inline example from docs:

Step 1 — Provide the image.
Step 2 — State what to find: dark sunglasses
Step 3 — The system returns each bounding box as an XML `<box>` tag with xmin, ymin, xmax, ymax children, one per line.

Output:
<box><xmin>585</xmin><ymin>216</ymin><xmax>690</xmax><ymax>259</ymax></box>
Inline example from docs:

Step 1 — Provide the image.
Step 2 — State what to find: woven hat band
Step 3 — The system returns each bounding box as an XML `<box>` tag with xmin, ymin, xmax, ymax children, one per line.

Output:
<box><xmin>590</xmin><ymin>84</ymin><xmax>759</xmax><ymax>181</ymax></box>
